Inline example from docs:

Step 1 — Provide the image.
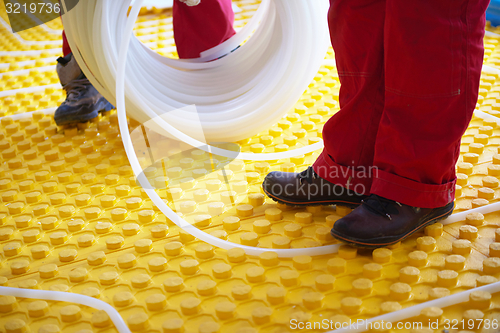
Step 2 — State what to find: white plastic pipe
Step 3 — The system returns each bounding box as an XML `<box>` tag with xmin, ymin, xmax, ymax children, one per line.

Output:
<box><xmin>61</xmin><ymin>0</ymin><xmax>331</xmax><ymax>143</ymax></box>
<box><xmin>61</xmin><ymin>0</ymin><xmax>337</xmax><ymax>257</ymax></box>
<box><xmin>0</xmin><ymin>286</ymin><xmax>131</xmax><ymax>333</ymax></box>
<box><xmin>63</xmin><ymin>0</ymin><xmax>327</xmax><ymax>160</ymax></box>
<box><xmin>111</xmin><ymin>0</ymin><xmax>345</xmax><ymax>257</ymax></box>
<box><xmin>0</xmin><ymin>17</ymin><xmax>61</xmax><ymax>46</ymax></box>
<box><xmin>0</xmin><ymin>84</ymin><xmax>59</xmax><ymax>98</ymax></box>
<box><xmin>3</xmin><ymin>281</ymin><xmax>500</xmax><ymax>333</ymax></box>
<box><xmin>328</xmin><ymin>281</ymin><xmax>500</xmax><ymax>333</ymax></box>
<box><xmin>446</xmin><ymin>200</ymin><xmax>500</xmax><ymax>224</ymax></box>
<box><xmin>442</xmin><ymin>109</ymin><xmax>500</xmax><ymax>223</ymax></box>
<box><xmin>0</xmin><ymin>49</ymin><xmax>60</xmax><ymax>56</ymax></box>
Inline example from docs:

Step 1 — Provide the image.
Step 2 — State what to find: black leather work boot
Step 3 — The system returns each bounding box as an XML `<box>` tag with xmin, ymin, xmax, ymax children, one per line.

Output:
<box><xmin>262</xmin><ymin>166</ymin><xmax>367</xmax><ymax>207</ymax></box>
<box><xmin>331</xmin><ymin>194</ymin><xmax>454</xmax><ymax>248</ymax></box>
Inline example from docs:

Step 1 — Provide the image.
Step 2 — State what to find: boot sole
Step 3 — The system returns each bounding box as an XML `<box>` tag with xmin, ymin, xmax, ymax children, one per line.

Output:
<box><xmin>330</xmin><ymin>202</ymin><xmax>455</xmax><ymax>248</ymax></box>
<box><xmin>54</xmin><ymin>101</ymin><xmax>114</xmax><ymax>126</ymax></box>
<box><xmin>262</xmin><ymin>187</ymin><xmax>362</xmax><ymax>208</ymax></box>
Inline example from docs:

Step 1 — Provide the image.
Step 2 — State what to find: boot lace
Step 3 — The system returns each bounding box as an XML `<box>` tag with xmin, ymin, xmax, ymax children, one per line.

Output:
<box><xmin>64</xmin><ymin>78</ymin><xmax>91</xmax><ymax>102</ymax></box>
<box><xmin>362</xmin><ymin>194</ymin><xmax>402</xmax><ymax>220</ymax></box>
<box><xmin>297</xmin><ymin>166</ymin><xmax>318</xmax><ymax>184</ymax></box>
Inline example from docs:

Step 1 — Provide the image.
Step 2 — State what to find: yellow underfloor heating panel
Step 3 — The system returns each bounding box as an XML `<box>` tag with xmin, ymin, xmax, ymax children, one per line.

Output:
<box><xmin>0</xmin><ymin>2</ymin><xmax>500</xmax><ymax>333</ymax></box>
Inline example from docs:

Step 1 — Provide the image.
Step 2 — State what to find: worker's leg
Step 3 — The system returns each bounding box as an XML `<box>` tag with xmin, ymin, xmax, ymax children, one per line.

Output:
<box><xmin>370</xmin><ymin>0</ymin><xmax>489</xmax><ymax>208</ymax></box>
<box><xmin>59</xmin><ymin>0</ymin><xmax>71</xmax><ymax>56</ymax></box>
<box><xmin>331</xmin><ymin>0</ymin><xmax>488</xmax><ymax>247</ymax></box>
<box><xmin>61</xmin><ymin>1</ymin><xmax>235</xmax><ymax>59</ymax></box>
<box><xmin>55</xmin><ymin>26</ymin><xmax>112</xmax><ymax>125</ymax></box>
<box><xmin>62</xmin><ymin>31</ymin><xmax>71</xmax><ymax>57</ymax></box>
<box><xmin>261</xmin><ymin>0</ymin><xmax>385</xmax><ymax>206</ymax></box>
<box><xmin>173</xmin><ymin>0</ymin><xmax>235</xmax><ymax>59</ymax></box>
<box><xmin>312</xmin><ymin>0</ymin><xmax>386</xmax><ymax>195</ymax></box>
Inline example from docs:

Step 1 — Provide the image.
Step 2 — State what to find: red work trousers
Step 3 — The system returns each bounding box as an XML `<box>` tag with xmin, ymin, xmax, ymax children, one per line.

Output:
<box><xmin>62</xmin><ymin>0</ymin><xmax>235</xmax><ymax>59</ymax></box>
<box><xmin>313</xmin><ymin>0</ymin><xmax>489</xmax><ymax>208</ymax></box>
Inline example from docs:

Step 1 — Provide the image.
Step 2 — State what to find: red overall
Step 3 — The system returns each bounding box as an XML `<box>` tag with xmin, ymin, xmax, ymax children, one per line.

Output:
<box><xmin>313</xmin><ymin>0</ymin><xmax>489</xmax><ymax>208</ymax></box>
<box><xmin>62</xmin><ymin>0</ymin><xmax>235</xmax><ymax>59</ymax></box>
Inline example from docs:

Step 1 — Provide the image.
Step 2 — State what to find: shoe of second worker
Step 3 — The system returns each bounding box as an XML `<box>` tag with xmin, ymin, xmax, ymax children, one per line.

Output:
<box><xmin>54</xmin><ymin>53</ymin><xmax>113</xmax><ymax>126</ymax></box>
<box><xmin>330</xmin><ymin>194</ymin><xmax>454</xmax><ymax>248</ymax></box>
<box><xmin>262</xmin><ymin>166</ymin><xmax>367</xmax><ymax>207</ymax></box>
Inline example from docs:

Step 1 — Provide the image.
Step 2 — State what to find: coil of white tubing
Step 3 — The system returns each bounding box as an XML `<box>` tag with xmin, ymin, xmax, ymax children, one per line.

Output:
<box><xmin>63</xmin><ymin>0</ymin><xmax>345</xmax><ymax>257</ymax></box>
<box><xmin>67</xmin><ymin>0</ymin><xmax>340</xmax><ymax>257</ymax></box>
<box><xmin>61</xmin><ymin>0</ymin><xmax>331</xmax><ymax>144</ymax></box>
